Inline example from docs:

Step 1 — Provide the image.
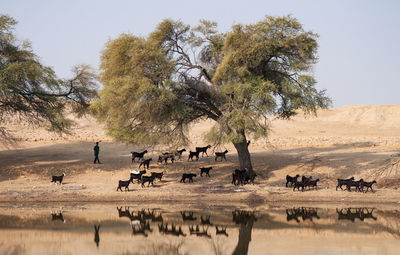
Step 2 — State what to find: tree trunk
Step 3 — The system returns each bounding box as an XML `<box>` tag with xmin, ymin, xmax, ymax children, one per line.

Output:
<box><xmin>233</xmin><ymin>138</ymin><xmax>255</xmax><ymax>176</ymax></box>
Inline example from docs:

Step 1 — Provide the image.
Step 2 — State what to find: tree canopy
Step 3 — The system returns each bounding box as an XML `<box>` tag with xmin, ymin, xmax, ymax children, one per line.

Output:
<box><xmin>0</xmin><ymin>14</ymin><xmax>98</xmax><ymax>136</ymax></box>
<box><xmin>92</xmin><ymin>15</ymin><xmax>330</xmax><ymax>172</ymax></box>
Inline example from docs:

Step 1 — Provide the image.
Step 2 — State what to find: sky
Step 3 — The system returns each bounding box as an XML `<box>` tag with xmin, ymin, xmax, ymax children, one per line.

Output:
<box><xmin>2</xmin><ymin>0</ymin><xmax>400</xmax><ymax>107</ymax></box>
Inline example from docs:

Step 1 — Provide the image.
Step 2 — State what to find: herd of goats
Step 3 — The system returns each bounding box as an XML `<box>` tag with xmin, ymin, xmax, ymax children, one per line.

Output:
<box><xmin>114</xmin><ymin>145</ymin><xmax>256</xmax><ymax>192</ymax></box>
<box><xmin>49</xmin><ymin>144</ymin><xmax>377</xmax><ymax>193</ymax></box>
<box><xmin>285</xmin><ymin>174</ymin><xmax>377</xmax><ymax>193</ymax></box>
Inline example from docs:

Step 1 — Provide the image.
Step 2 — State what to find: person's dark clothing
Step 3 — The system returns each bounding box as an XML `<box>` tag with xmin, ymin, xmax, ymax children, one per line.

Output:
<box><xmin>94</xmin><ymin>144</ymin><xmax>100</xmax><ymax>164</ymax></box>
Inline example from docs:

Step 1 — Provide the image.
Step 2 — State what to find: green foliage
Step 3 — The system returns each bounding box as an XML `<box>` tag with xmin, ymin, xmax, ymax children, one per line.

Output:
<box><xmin>0</xmin><ymin>14</ymin><xmax>98</xmax><ymax>134</ymax></box>
<box><xmin>93</xmin><ymin>15</ymin><xmax>330</xmax><ymax>147</ymax></box>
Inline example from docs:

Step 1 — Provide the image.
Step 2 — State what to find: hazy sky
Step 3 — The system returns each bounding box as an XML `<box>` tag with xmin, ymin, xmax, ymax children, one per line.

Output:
<box><xmin>2</xmin><ymin>0</ymin><xmax>400</xmax><ymax>107</ymax></box>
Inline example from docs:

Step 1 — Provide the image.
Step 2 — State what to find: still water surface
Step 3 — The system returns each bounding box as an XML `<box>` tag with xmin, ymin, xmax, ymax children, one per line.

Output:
<box><xmin>0</xmin><ymin>203</ymin><xmax>399</xmax><ymax>255</ymax></box>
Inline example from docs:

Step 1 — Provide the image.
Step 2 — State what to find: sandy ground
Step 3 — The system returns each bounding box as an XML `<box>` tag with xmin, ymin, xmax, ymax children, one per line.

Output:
<box><xmin>1</xmin><ymin>105</ymin><xmax>400</xmax><ymax>204</ymax></box>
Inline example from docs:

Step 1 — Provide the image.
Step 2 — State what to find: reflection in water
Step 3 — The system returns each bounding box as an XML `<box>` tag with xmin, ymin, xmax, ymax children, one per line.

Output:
<box><xmin>158</xmin><ymin>223</ymin><xmax>186</xmax><ymax>237</ymax></box>
<box><xmin>286</xmin><ymin>207</ymin><xmax>320</xmax><ymax>223</ymax></box>
<box><xmin>336</xmin><ymin>208</ymin><xmax>377</xmax><ymax>222</ymax></box>
<box><xmin>189</xmin><ymin>225</ymin><xmax>211</xmax><ymax>238</ymax></box>
<box><xmin>201</xmin><ymin>215</ymin><xmax>213</xmax><ymax>226</ymax></box>
<box><xmin>51</xmin><ymin>210</ymin><xmax>65</xmax><ymax>223</ymax></box>
<box><xmin>0</xmin><ymin>205</ymin><xmax>400</xmax><ymax>254</ymax></box>
<box><xmin>94</xmin><ymin>225</ymin><xmax>100</xmax><ymax>247</ymax></box>
<box><xmin>181</xmin><ymin>211</ymin><xmax>197</xmax><ymax>221</ymax></box>
<box><xmin>232</xmin><ymin>210</ymin><xmax>257</xmax><ymax>255</ymax></box>
<box><xmin>215</xmin><ymin>225</ymin><xmax>229</xmax><ymax>237</ymax></box>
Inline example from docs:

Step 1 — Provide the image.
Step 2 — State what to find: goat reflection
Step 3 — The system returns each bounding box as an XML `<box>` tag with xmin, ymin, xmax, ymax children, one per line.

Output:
<box><xmin>117</xmin><ymin>207</ymin><xmax>163</xmax><ymax>222</ymax></box>
<box><xmin>117</xmin><ymin>207</ymin><xmax>162</xmax><ymax>237</ymax></box>
<box><xmin>131</xmin><ymin>221</ymin><xmax>152</xmax><ymax>237</ymax></box>
<box><xmin>286</xmin><ymin>207</ymin><xmax>320</xmax><ymax>223</ymax></box>
<box><xmin>188</xmin><ymin>225</ymin><xmax>211</xmax><ymax>238</ymax></box>
<box><xmin>200</xmin><ymin>215</ymin><xmax>213</xmax><ymax>226</ymax></box>
<box><xmin>336</xmin><ymin>208</ymin><xmax>377</xmax><ymax>222</ymax></box>
<box><xmin>215</xmin><ymin>225</ymin><xmax>229</xmax><ymax>237</ymax></box>
<box><xmin>158</xmin><ymin>223</ymin><xmax>186</xmax><ymax>237</ymax></box>
<box><xmin>51</xmin><ymin>210</ymin><xmax>66</xmax><ymax>223</ymax></box>
<box><xmin>181</xmin><ymin>211</ymin><xmax>197</xmax><ymax>221</ymax></box>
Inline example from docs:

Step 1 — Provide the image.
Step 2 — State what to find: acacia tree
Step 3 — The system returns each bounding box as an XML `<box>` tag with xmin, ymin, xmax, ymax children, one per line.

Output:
<box><xmin>92</xmin><ymin>16</ymin><xmax>330</xmax><ymax>175</ymax></box>
<box><xmin>0</xmin><ymin>15</ymin><xmax>98</xmax><ymax>136</ymax></box>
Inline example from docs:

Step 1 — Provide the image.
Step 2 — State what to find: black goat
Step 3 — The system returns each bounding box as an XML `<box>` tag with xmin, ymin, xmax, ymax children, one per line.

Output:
<box><xmin>139</xmin><ymin>158</ymin><xmax>152</xmax><ymax>169</ymax></box>
<box><xmin>232</xmin><ymin>169</ymin><xmax>256</xmax><ymax>185</ymax></box>
<box><xmin>188</xmin><ymin>151</ymin><xmax>200</xmax><ymax>161</ymax></box>
<box><xmin>176</xmin><ymin>149</ymin><xmax>186</xmax><ymax>160</ymax></box>
<box><xmin>117</xmin><ymin>177</ymin><xmax>133</xmax><ymax>192</ymax></box>
<box><xmin>304</xmin><ymin>178</ymin><xmax>320</xmax><ymax>190</ymax></box>
<box><xmin>141</xmin><ymin>175</ymin><xmax>156</xmax><ymax>187</ymax></box>
<box><xmin>286</xmin><ymin>174</ymin><xmax>300</xmax><ymax>187</ymax></box>
<box><xmin>302</xmin><ymin>176</ymin><xmax>312</xmax><ymax>183</ymax></box>
<box><xmin>180</xmin><ymin>173</ymin><xmax>197</xmax><ymax>183</ymax></box>
<box><xmin>293</xmin><ymin>181</ymin><xmax>305</xmax><ymax>191</ymax></box>
<box><xmin>196</xmin><ymin>145</ymin><xmax>211</xmax><ymax>157</ymax></box>
<box><xmin>360</xmin><ymin>180</ymin><xmax>377</xmax><ymax>193</ymax></box>
<box><xmin>51</xmin><ymin>173</ymin><xmax>65</xmax><ymax>184</ymax></box>
<box><xmin>130</xmin><ymin>170</ymin><xmax>146</xmax><ymax>183</ymax></box>
<box><xmin>244</xmin><ymin>173</ymin><xmax>257</xmax><ymax>184</ymax></box>
<box><xmin>346</xmin><ymin>179</ymin><xmax>364</xmax><ymax>192</ymax></box>
<box><xmin>232</xmin><ymin>169</ymin><xmax>247</xmax><ymax>185</ymax></box>
<box><xmin>215</xmin><ymin>150</ymin><xmax>228</xmax><ymax>161</ymax></box>
<box><xmin>200</xmin><ymin>167</ymin><xmax>213</xmax><ymax>177</ymax></box>
<box><xmin>336</xmin><ymin>177</ymin><xmax>355</xmax><ymax>191</ymax></box>
<box><xmin>158</xmin><ymin>153</ymin><xmax>175</xmax><ymax>164</ymax></box>
<box><xmin>151</xmin><ymin>171</ymin><xmax>164</xmax><ymax>181</ymax></box>
<box><xmin>131</xmin><ymin>150</ymin><xmax>148</xmax><ymax>162</ymax></box>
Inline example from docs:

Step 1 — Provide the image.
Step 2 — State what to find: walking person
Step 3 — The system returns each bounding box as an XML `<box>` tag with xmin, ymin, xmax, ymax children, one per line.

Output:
<box><xmin>93</xmin><ymin>142</ymin><xmax>101</xmax><ymax>164</ymax></box>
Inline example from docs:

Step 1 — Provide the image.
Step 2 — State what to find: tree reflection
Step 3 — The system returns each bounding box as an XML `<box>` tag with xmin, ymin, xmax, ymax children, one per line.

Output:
<box><xmin>232</xmin><ymin>210</ymin><xmax>257</xmax><ymax>255</ymax></box>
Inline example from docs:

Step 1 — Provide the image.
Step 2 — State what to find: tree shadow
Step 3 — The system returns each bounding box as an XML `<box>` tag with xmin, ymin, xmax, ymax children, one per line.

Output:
<box><xmin>0</xmin><ymin>141</ymin><xmax>136</xmax><ymax>181</ymax></box>
<box><xmin>250</xmin><ymin>143</ymin><xmax>390</xmax><ymax>187</ymax></box>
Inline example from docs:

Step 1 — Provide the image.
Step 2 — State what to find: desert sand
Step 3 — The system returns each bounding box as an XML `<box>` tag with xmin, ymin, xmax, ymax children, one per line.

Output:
<box><xmin>1</xmin><ymin>105</ymin><xmax>400</xmax><ymax>204</ymax></box>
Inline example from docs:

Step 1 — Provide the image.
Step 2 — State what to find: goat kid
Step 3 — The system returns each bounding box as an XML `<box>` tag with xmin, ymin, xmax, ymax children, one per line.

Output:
<box><xmin>151</xmin><ymin>171</ymin><xmax>164</xmax><ymax>181</ymax></box>
<box><xmin>139</xmin><ymin>158</ymin><xmax>152</xmax><ymax>169</ymax></box>
<box><xmin>215</xmin><ymin>150</ymin><xmax>228</xmax><ymax>161</ymax></box>
<box><xmin>131</xmin><ymin>150</ymin><xmax>148</xmax><ymax>162</ymax></box>
<box><xmin>180</xmin><ymin>173</ymin><xmax>197</xmax><ymax>183</ymax></box>
<box><xmin>51</xmin><ymin>173</ymin><xmax>65</xmax><ymax>184</ymax></box>
<box><xmin>117</xmin><ymin>177</ymin><xmax>133</xmax><ymax>192</ymax></box>
<box><xmin>200</xmin><ymin>167</ymin><xmax>213</xmax><ymax>177</ymax></box>
<box><xmin>141</xmin><ymin>175</ymin><xmax>156</xmax><ymax>187</ymax></box>
<box><xmin>360</xmin><ymin>180</ymin><xmax>377</xmax><ymax>193</ymax></box>
<box><xmin>188</xmin><ymin>151</ymin><xmax>200</xmax><ymax>161</ymax></box>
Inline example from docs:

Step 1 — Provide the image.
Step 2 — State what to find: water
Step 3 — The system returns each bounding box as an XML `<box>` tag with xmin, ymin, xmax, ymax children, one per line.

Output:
<box><xmin>0</xmin><ymin>203</ymin><xmax>399</xmax><ymax>255</ymax></box>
